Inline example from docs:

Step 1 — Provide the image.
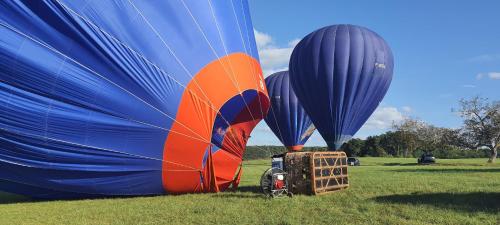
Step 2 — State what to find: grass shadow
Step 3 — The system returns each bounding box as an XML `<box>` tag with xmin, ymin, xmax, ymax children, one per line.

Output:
<box><xmin>242</xmin><ymin>162</ymin><xmax>269</xmax><ymax>166</ymax></box>
<box><xmin>210</xmin><ymin>185</ymin><xmax>265</xmax><ymax>199</ymax></box>
<box><xmin>383</xmin><ymin>163</ymin><xmax>419</xmax><ymax>166</ymax></box>
<box><xmin>235</xmin><ymin>185</ymin><xmax>262</xmax><ymax>194</ymax></box>
<box><xmin>0</xmin><ymin>191</ymin><xmax>166</xmax><ymax>205</ymax></box>
<box><xmin>0</xmin><ymin>185</ymin><xmax>267</xmax><ymax>204</ymax></box>
<box><xmin>211</xmin><ymin>193</ymin><xmax>265</xmax><ymax>199</ymax></box>
<box><xmin>373</xmin><ymin>192</ymin><xmax>500</xmax><ymax>213</ymax></box>
<box><xmin>392</xmin><ymin>168</ymin><xmax>500</xmax><ymax>173</ymax></box>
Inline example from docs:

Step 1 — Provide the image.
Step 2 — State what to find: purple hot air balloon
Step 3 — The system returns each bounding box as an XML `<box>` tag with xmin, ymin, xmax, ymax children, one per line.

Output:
<box><xmin>264</xmin><ymin>71</ymin><xmax>315</xmax><ymax>151</ymax></box>
<box><xmin>289</xmin><ymin>24</ymin><xmax>394</xmax><ymax>150</ymax></box>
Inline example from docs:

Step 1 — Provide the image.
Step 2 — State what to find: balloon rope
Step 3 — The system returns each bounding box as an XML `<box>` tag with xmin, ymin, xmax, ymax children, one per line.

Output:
<box><xmin>266</xmin><ymin>87</ymin><xmax>290</xmax><ymax>152</ymax></box>
<box><xmin>230</xmin><ymin>0</ymin><xmax>266</xmax><ymax>118</ymax></box>
<box><xmin>202</xmin><ymin>0</ymin><xmax>257</xmax><ymax>123</ymax></box>
<box><xmin>55</xmin><ymin>1</ymin><xmax>256</xmax><ymax>167</ymax></box>
<box><xmin>0</xmin><ymin>20</ymin><xmax>212</xmax><ymax>145</ymax></box>
<box><xmin>56</xmin><ymin>1</ymin><xmax>250</xmax><ymax>158</ymax></box>
<box><xmin>236</xmin><ymin>0</ymin><xmax>289</xmax><ymax>153</ymax></box>
<box><xmin>46</xmin><ymin>1</ymin><xmax>247</xmax><ymax>146</ymax></box>
<box><xmin>129</xmin><ymin>0</ymin><xmax>259</xmax><ymax>150</ymax></box>
<box><xmin>126</xmin><ymin>0</ymin><xmax>257</xmax><ymax>144</ymax></box>
<box><xmin>234</xmin><ymin>1</ymin><xmax>288</xmax><ymax>153</ymax></box>
<box><xmin>187</xmin><ymin>0</ymin><xmax>270</xmax><ymax>150</ymax></box>
<box><xmin>31</xmin><ymin>1</ymin><xmax>258</xmax><ymax>165</ymax></box>
<box><xmin>0</xmin><ymin>21</ymin><xmax>233</xmax><ymax>170</ymax></box>
<box><xmin>0</xmin><ymin>127</ymin><xmax>200</xmax><ymax>171</ymax></box>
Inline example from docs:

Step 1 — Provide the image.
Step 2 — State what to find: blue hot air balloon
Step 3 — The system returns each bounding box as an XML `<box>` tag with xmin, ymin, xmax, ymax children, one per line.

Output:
<box><xmin>264</xmin><ymin>71</ymin><xmax>315</xmax><ymax>151</ymax></box>
<box><xmin>289</xmin><ymin>24</ymin><xmax>394</xmax><ymax>150</ymax></box>
<box><xmin>0</xmin><ymin>0</ymin><xmax>269</xmax><ymax>198</ymax></box>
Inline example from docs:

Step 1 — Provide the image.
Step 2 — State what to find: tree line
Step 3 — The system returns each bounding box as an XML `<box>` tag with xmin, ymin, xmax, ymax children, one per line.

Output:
<box><xmin>245</xmin><ymin>97</ymin><xmax>499</xmax><ymax>163</ymax></box>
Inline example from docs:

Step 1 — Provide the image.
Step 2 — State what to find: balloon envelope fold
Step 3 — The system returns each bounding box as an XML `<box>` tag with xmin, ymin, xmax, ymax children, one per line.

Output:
<box><xmin>0</xmin><ymin>0</ymin><xmax>269</xmax><ymax>198</ymax></box>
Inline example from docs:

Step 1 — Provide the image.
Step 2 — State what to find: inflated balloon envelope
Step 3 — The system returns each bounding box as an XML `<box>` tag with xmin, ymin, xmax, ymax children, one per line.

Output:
<box><xmin>264</xmin><ymin>71</ymin><xmax>315</xmax><ymax>152</ymax></box>
<box><xmin>0</xmin><ymin>0</ymin><xmax>269</xmax><ymax>198</ymax></box>
<box><xmin>289</xmin><ymin>24</ymin><xmax>394</xmax><ymax>151</ymax></box>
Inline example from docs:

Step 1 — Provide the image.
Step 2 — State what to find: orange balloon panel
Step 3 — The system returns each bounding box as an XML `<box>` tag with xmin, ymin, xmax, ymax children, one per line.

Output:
<box><xmin>162</xmin><ymin>53</ymin><xmax>269</xmax><ymax>193</ymax></box>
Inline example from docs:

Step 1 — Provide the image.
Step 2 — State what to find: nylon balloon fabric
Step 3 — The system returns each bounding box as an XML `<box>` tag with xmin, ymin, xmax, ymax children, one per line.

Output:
<box><xmin>0</xmin><ymin>0</ymin><xmax>269</xmax><ymax>198</ymax></box>
<box><xmin>289</xmin><ymin>25</ymin><xmax>393</xmax><ymax>150</ymax></box>
<box><xmin>264</xmin><ymin>71</ymin><xmax>315</xmax><ymax>151</ymax></box>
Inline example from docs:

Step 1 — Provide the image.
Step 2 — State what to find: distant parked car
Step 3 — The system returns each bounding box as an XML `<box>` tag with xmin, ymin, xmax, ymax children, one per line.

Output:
<box><xmin>347</xmin><ymin>157</ymin><xmax>360</xmax><ymax>166</ymax></box>
<box><xmin>418</xmin><ymin>152</ymin><xmax>436</xmax><ymax>164</ymax></box>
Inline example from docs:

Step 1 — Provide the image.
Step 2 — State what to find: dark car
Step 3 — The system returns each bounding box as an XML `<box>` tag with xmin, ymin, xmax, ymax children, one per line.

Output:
<box><xmin>347</xmin><ymin>157</ymin><xmax>360</xmax><ymax>166</ymax></box>
<box><xmin>418</xmin><ymin>152</ymin><xmax>436</xmax><ymax>164</ymax></box>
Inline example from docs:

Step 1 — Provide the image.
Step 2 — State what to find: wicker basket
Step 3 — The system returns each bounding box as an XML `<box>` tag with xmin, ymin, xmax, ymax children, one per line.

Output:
<box><xmin>285</xmin><ymin>151</ymin><xmax>349</xmax><ymax>195</ymax></box>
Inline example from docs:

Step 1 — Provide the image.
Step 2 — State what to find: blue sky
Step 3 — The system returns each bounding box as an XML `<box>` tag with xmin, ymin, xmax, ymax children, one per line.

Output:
<box><xmin>246</xmin><ymin>0</ymin><xmax>500</xmax><ymax>146</ymax></box>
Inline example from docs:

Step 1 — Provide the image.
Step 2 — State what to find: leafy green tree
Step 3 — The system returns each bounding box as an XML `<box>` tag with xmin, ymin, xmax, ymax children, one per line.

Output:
<box><xmin>341</xmin><ymin>138</ymin><xmax>364</xmax><ymax>156</ymax></box>
<box><xmin>379</xmin><ymin>131</ymin><xmax>406</xmax><ymax>157</ymax></box>
<box><xmin>361</xmin><ymin>136</ymin><xmax>386</xmax><ymax>156</ymax></box>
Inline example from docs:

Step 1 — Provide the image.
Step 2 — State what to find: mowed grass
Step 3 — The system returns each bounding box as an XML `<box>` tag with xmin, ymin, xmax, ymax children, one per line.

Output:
<box><xmin>0</xmin><ymin>157</ymin><xmax>499</xmax><ymax>225</ymax></box>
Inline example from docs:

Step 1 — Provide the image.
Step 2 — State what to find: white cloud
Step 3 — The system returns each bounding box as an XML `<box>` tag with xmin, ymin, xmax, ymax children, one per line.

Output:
<box><xmin>361</xmin><ymin>106</ymin><xmax>406</xmax><ymax>130</ymax></box>
<box><xmin>287</xmin><ymin>38</ymin><xmax>301</xmax><ymax>47</ymax></box>
<box><xmin>254</xmin><ymin>29</ymin><xmax>299</xmax><ymax>76</ymax></box>
<box><xmin>488</xmin><ymin>72</ymin><xmax>500</xmax><ymax>79</ymax></box>
<box><xmin>476</xmin><ymin>72</ymin><xmax>500</xmax><ymax>80</ymax></box>
<box><xmin>401</xmin><ymin>106</ymin><xmax>412</xmax><ymax>113</ymax></box>
<box><xmin>467</xmin><ymin>54</ymin><xmax>500</xmax><ymax>63</ymax></box>
<box><xmin>254</xmin><ymin>30</ymin><xmax>272</xmax><ymax>49</ymax></box>
<box><xmin>462</xmin><ymin>84</ymin><xmax>476</xmax><ymax>88</ymax></box>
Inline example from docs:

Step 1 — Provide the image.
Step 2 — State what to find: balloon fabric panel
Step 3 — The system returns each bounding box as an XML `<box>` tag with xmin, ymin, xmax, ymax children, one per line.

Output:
<box><xmin>289</xmin><ymin>25</ymin><xmax>393</xmax><ymax>150</ymax></box>
<box><xmin>264</xmin><ymin>71</ymin><xmax>315</xmax><ymax>151</ymax></box>
<box><xmin>0</xmin><ymin>0</ymin><xmax>269</xmax><ymax>198</ymax></box>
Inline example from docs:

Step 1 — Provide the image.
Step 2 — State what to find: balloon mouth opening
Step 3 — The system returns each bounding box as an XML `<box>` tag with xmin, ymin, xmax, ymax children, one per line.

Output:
<box><xmin>200</xmin><ymin>89</ymin><xmax>270</xmax><ymax>192</ymax></box>
<box><xmin>210</xmin><ymin>90</ymin><xmax>269</xmax><ymax>150</ymax></box>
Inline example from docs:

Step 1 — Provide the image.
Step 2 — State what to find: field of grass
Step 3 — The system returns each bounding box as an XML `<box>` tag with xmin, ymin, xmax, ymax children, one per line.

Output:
<box><xmin>0</xmin><ymin>157</ymin><xmax>499</xmax><ymax>225</ymax></box>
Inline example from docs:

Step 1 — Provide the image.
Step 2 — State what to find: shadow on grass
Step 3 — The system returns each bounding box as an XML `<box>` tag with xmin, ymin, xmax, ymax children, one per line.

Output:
<box><xmin>210</xmin><ymin>185</ymin><xmax>265</xmax><ymax>199</ymax></box>
<box><xmin>0</xmin><ymin>186</ymin><xmax>267</xmax><ymax>204</ymax></box>
<box><xmin>391</xmin><ymin>168</ymin><xmax>500</xmax><ymax>173</ymax></box>
<box><xmin>242</xmin><ymin>162</ymin><xmax>269</xmax><ymax>166</ymax></box>
<box><xmin>211</xmin><ymin>193</ymin><xmax>264</xmax><ymax>199</ymax></box>
<box><xmin>373</xmin><ymin>192</ymin><xmax>500</xmax><ymax>213</ymax></box>
<box><xmin>0</xmin><ymin>191</ymin><xmax>166</xmax><ymax>205</ymax></box>
<box><xmin>236</xmin><ymin>185</ymin><xmax>262</xmax><ymax>194</ymax></box>
<box><xmin>383</xmin><ymin>163</ymin><xmax>419</xmax><ymax>166</ymax></box>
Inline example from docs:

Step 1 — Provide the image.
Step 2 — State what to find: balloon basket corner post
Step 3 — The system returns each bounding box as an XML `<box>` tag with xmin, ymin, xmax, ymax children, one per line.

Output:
<box><xmin>285</xmin><ymin>151</ymin><xmax>349</xmax><ymax>195</ymax></box>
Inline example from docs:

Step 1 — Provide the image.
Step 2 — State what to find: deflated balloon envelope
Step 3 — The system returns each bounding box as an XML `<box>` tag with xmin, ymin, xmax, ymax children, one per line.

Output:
<box><xmin>0</xmin><ymin>0</ymin><xmax>269</xmax><ymax>198</ymax></box>
<box><xmin>264</xmin><ymin>71</ymin><xmax>315</xmax><ymax>151</ymax></box>
<box><xmin>289</xmin><ymin>24</ymin><xmax>394</xmax><ymax>150</ymax></box>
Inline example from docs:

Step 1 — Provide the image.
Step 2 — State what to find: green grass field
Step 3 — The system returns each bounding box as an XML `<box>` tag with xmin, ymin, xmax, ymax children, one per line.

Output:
<box><xmin>1</xmin><ymin>157</ymin><xmax>499</xmax><ymax>225</ymax></box>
